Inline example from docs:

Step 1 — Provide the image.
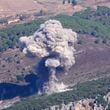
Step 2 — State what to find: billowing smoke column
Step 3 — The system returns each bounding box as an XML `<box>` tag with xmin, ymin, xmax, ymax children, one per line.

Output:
<box><xmin>19</xmin><ymin>20</ymin><xmax>77</xmax><ymax>94</ymax></box>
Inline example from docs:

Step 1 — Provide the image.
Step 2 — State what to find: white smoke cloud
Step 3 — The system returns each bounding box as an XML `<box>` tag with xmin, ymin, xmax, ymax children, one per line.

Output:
<box><xmin>20</xmin><ymin>19</ymin><xmax>77</xmax><ymax>69</ymax></box>
<box><xmin>19</xmin><ymin>19</ymin><xmax>77</xmax><ymax>94</ymax></box>
<box><xmin>45</xmin><ymin>58</ymin><xmax>60</xmax><ymax>68</ymax></box>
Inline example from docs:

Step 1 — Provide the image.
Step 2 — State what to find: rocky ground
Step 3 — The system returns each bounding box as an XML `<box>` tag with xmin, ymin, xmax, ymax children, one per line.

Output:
<box><xmin>43</xmin><ymin>98</ymin><xmax>104</xmax><ymax>110</ymax></box>
<box><xmin>43</xmin><ymin>92</ymin><xmax>110</xmax><ymax>110</ymax></box>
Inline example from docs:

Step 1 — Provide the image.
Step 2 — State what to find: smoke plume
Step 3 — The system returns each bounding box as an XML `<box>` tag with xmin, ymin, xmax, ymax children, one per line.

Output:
<box><xmin>19</xmin><ymin>19</ymin><xmax>77</xmax><ymax>94</ymax></box>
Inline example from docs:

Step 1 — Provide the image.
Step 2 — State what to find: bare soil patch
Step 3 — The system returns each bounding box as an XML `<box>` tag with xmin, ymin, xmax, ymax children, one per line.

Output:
<box><xmin>0</xmin><ymin>48</ymin><xmax>38</xmax><ymax>83</ymax></box>
<box><xmin>59</xmin><ymin>34</ymin><xmax>110</xmax><ymax>85</ymax></box>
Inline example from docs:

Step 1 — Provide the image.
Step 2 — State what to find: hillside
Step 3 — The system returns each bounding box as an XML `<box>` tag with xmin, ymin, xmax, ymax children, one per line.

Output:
<box><xmin>0</xmin><ymin>2</ymin><xmax>110</xmax><ymax>110</ymax></box>
<box><xmin>0</xmin><ymin>6</ymin><xmax>110</xmax><ymax>86</ymax></box>
<box><xmin>0</xmin><ymin>0</ymin><xmax>110</xmax><ymax>18</ymax></box>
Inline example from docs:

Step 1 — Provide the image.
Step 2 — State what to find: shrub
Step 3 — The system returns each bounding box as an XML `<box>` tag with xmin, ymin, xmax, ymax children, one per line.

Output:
<box><xmin>94</xmin><ymin>39</ymin><xmax>100</xmax><ymax>44</ymax></box>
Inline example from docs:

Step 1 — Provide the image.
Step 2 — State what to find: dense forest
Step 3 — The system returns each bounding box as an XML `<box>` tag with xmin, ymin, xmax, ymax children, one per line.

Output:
<box><xmin>5</xmin><ymin>75</ymin><xmax>110</xmax><ymax>110</ymax></box>
<box><xmin>0</xmin><ymin>6</ymin><xmax>110</xmax><ymax>52</ymax></box>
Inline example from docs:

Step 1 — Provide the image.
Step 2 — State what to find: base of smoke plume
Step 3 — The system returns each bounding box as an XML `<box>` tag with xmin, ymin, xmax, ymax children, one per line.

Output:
<box><xmin>34</xmin><ymin>55</ymin><xmax>67</xmax><ymax>93</ymax></box>
<box><xmin>20</xmin><ymin>45</ymin><xmax>74</xmax><ymax>94</ymax></box>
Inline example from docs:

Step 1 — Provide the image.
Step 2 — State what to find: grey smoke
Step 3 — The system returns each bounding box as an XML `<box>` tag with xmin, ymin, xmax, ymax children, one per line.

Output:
<box><xmin>19</xmin><ymin>19</ymin><xmax>77</xmax><ymax>94</ymax></box>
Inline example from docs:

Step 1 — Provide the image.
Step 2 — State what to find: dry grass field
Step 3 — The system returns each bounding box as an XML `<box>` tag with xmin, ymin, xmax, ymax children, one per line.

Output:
<box><xmin>0</xmin><ymin>0</ymin><xmax>73</xmax><ymax>17</ymax></box>
<box><xmin>0</xmin><ymin>0</ymin><xmax>110</xmax><ymax>18</ymax></box>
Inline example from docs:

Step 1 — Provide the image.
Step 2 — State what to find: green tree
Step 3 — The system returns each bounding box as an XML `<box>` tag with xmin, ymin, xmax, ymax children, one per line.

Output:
<box><xmin>72</xmin><ymin>0</ymin><xmax>78</xmax><ymax>5</ymax></box>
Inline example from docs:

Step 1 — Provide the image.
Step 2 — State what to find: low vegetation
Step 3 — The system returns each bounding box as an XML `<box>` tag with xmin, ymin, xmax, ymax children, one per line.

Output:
<box><xmin>5</xmin><ymin>76</ymin><xmax>110</xmax><ymax>110</ymax></box>
<box><xmin>56</xmin><ymin>6</ymin><xmax>110</xmax><ymax>39</ymax></box>
<box><xmin>0</xmin><ymin>19</ymin><xmax>44</xmax><ymax>51</ymax></box>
